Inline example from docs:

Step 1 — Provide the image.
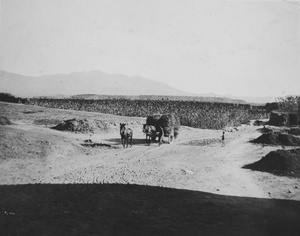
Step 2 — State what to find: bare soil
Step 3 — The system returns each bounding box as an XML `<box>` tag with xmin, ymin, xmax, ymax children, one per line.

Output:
<box><xmin>0</xmin><ymin>102</ymin><xmax>299</xmax><ymax>235</ymax></box>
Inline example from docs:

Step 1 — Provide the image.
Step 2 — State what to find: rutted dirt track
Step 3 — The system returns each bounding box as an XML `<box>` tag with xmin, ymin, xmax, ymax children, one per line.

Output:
<box><xmin>1</xmin><ymin>102</ymin><xmax>299</xmax><ymax>200</ymax></box>
<box><xmin>0</xmin><ymin>102</ymin><xmax>300</xmax><ymax>235</ymax></box>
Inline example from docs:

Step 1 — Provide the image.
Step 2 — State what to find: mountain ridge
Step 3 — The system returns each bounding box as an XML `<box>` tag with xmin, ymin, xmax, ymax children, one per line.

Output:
<box><xmin>0</xmin><ymin>70</ymin><xmax>275</xmax><ymax>104</ymax></box>
<box><xmin>0</xmin><ymin>70</ymin><xmax>193</xmax><ymax>98</ymax></box>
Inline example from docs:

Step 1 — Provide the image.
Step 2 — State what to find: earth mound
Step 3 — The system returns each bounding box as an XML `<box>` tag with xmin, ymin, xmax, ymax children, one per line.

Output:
<box><xmin>51</xmin><ymin>118</ymin><xmax>113</xmax><ymax>133</ymax></box>
<box><xmin>0</xmin><ymin>116</ymin><xmax>13</xmax><ymax>125</ymax></box>
<box><xmin>243</xmin><ymin>149</ymin><xmax>300</xmax><ymax>177</ymax></box>
<box><xmin>52</xmin><ymin>119</ymin><xmax>113</xmax><ymax>133</ymax></box>
<box><xmin>258</xmin><ymin>126</ymin><xmax>274</xmax><ymax>134</ymax></box>
<box><xmin>252</xmin><ymin>132</ymin><xmax>300</xmax><ymax>146</ymax></box>
<box><xmin>52</xmin><ymin>118</ymin><xmax>94</xmax><ymax>133</ymax></box>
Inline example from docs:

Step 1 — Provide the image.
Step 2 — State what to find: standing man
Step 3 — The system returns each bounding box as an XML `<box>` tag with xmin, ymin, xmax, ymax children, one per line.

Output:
<box><xmin>221</xmin><ymin>131</ymin><xmax>225</xmax><ymax>147</ymax></box>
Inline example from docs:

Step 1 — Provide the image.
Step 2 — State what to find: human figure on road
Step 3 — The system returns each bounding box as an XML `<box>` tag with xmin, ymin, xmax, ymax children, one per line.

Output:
<box><xmin>221</xmin><ymin>131</ymin><xmax>225</xmax><ymax>147</ymax></box>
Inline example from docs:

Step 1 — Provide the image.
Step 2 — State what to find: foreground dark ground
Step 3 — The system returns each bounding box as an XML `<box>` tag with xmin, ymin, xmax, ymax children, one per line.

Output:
<box><xmin>1</xmin><ymin>184</ymin><xmax>300</xmax><ymax>236</ymax></box>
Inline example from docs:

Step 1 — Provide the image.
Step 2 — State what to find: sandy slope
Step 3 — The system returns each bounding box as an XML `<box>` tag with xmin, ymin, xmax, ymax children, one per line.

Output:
<box><xmin>0</xmin><ymin>102</ymin><xmax>299</xmax><ymax>200</ymax></box>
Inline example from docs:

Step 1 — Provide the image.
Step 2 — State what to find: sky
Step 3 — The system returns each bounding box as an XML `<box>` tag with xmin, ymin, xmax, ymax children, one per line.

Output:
<box><xmin>0</xmin><ymin>0</ymin><xmax>299</xmax><ymax>97</ymax></box>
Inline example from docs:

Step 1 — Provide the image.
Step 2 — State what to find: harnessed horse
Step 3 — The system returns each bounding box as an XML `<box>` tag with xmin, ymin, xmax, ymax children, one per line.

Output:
<box><xmin>143</xmin><ymin>124</ymin><xmax>163</xmax><ymax>145</ymax></box>
<box><xmin>120</xmin><ymin>123</ymin><xmax>133</xmax><ymax>148</ymax></box>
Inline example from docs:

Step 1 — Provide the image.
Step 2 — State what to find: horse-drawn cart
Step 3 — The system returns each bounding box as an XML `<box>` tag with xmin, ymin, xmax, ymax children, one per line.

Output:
<box><xmin>143</xmin><ymin>113</ymin><xmax>180</xmax><ymax>145</ymax></box>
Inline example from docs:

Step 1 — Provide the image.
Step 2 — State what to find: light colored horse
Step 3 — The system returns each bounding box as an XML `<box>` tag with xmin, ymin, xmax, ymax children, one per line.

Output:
<box><xmin>143</xmin><ymin>124</ymin><xmax>163</xmax><ymax>145</ymax></box>
<box><xmin>120</xmin><ymin>123</ymin><xmax>133</xmax><ymax>148</ymax></box>
<box><xmin>143</xmin><ymin>124</ymin><xmax>155</xmax><ymax>144</ymax></box>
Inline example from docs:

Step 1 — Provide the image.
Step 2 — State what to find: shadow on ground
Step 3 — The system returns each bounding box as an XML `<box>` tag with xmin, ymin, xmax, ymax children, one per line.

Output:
<box><xmin>0</xmin><ymin>184</ymin><xmax>299</xmax><ymax>235</ymax></box>
<box><xmin>105</xmin><ymin>138</ymin><xmax>160</xmax><ymax>147</ymax></box>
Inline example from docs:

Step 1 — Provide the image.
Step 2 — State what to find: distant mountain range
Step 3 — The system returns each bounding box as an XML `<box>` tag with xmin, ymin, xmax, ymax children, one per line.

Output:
<box><xmin>0</xmin><ymin>70</ymin><xmax>275</xmax><ymax>104</ymax></box>
<box><xmin>0</xmin><ymin>70</ymin><xmax>194</xmax><ymax>97</ymax></box>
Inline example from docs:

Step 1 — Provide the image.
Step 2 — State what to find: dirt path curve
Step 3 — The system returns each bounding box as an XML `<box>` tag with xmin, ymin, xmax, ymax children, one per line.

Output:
<box><xmin>211</xmin><ymin>127</ymin><xmax>269</xmax><ymax>198</ymax></box>
<box><xmin>40</xmin><ymin>124</ymin><xmax>270</xmax><ymax>199</ymax></box>
<box><xmin>1</xmin><ymin>112</ymin><xmax>299</xmax><ymax>200</ymax></box>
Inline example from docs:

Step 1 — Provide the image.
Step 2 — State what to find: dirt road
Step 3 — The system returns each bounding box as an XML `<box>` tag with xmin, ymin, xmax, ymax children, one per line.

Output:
<box><xmin>1</xmin><ymin>102</ymin><xmax>300</xmax><ymax>235</ymax></box>
<box><xmin>1</xmin><ymin>102</ymin><xmax>299</xmax><ymax>200</ymax></box>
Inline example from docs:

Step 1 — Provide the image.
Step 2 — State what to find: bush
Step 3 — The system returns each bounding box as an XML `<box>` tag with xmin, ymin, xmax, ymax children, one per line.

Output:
<box><xmin>276</xmin><ymin>95</ymin><xmax>299</xmax><ymax>113</ymax></box>
<box><xmin>0</xmin><ymin>93</ymin><xmax>28</xmax><ymax>104</ymax></box>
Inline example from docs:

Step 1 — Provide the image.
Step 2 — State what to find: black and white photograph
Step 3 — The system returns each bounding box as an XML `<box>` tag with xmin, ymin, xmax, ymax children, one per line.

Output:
<box><xmin>0</xmin><ymin>0</ymin><xmax>300</xmax><ymax>235</ymax></box>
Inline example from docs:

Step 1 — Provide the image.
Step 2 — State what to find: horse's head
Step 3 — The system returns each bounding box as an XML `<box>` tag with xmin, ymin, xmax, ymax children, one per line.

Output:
<box><xmin>120</xmin><ymin>123</ymin><xmax>125</xmax><ymax>130</ymax></box>
<box><xmin>120</xmin><ymin>123</ymin><xmax>128</xmax><ymax>134</ymax></box>
<box><xmin>142</xmin><ymin>124</ymin><xmax>148</xmax><ymax>133</ymax></box>
<box><xmin>143</xmin><ymin>124</ymin><xmax>156</xmax><ymax>134</ymax></box>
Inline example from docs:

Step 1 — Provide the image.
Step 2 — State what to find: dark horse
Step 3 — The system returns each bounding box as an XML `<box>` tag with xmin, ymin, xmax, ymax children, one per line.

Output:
<box><xmin>120</xmin><ymin>123</ymin><xmax>133</xmax><ymax>148</ymax></box>
<box><xmin>143</xmin><ymin>124</ymin><xmax>163</xmax><ymax>145</ymax></box>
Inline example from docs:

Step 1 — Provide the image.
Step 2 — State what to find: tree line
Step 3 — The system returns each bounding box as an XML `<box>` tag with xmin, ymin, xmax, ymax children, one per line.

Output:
<box><xmin>0</xmin><ymin>93</ymin><xmax>275</xmax><ymax>129</ymax></box>
<box><xmin>26</xmin><ymin>98</ymin><xmax>268</xmax><ymax>129</ymax></box>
